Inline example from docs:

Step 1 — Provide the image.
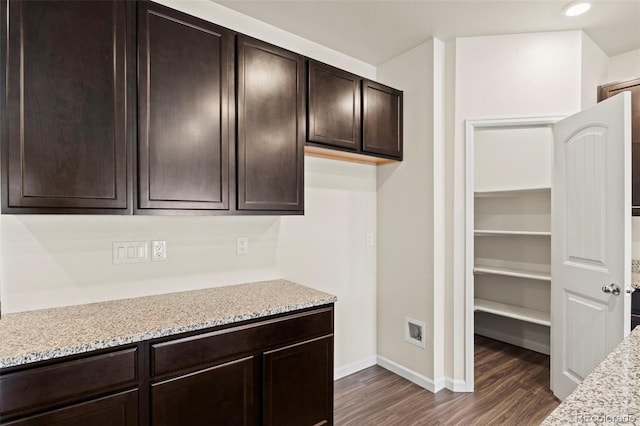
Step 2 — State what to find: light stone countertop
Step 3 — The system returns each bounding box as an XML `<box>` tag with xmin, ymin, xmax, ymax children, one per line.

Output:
<box><xmin>0</xmin><ymin>279</ymin><xmax>336</xmax><ymax>369</ymax></box>
<box><xmin>542</xmin><ymin>327</ymin><xmax>640</xmax><ymax>426</ymax></box>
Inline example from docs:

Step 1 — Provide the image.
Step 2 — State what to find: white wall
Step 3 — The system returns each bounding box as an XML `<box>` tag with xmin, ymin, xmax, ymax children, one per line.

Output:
<box><xmin>0</xmin><ymin>0</ymin><xmax>378</xmax><ymax>375</ymax></box>
<box><xmin>581</xmin><ymin>33</ymin><xmax>609</xmax><ymax>109</ymax></box>
<box><xmin>448</xmin><ymin>30</ymin><xmax>584</xmax><ymax>383</ymax></box>
<box><xmin>0</xmin><ymin>215</ymin><xmax>283</xmax><ymax>310</ymax></box>
<box><xmin>609</xmin><ymin>48</ymin><xmax>640</xmax><ymax>83</ymax></box>
<box><xmin>376</xmin><ymin>39</ymin><xmax>446</xmax><ymax>390</ymax></box>
<box><xmin>277</xmin><ymin>157</ymin><xmax>377</xmax><ymax>376</ymax></box>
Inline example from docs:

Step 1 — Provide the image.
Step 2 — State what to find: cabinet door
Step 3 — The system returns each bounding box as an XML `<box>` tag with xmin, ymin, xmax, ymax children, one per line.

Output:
<box><xmin>1</xmin><ymin>0</ymin><xmax>132</xmax><ymax>213</ymax></box>
<box><xmin>137</xmin><ymin>2</ymin><xmax>233</xmax><ymax>212</ymax></box>
<box><xmin>362</xmin><ymin>80</ymin><xmax>403</xmax><ymax>159</ymax></box>
<box><xmin>307</xmin><ymin>60</ymin><xmax>361</xmax><ymax>150</ymax></box>
<box><xmin>3</xmin><ymin>390</ymin><xmax>138</xmax><ymax>426</ymax></box>
<box><xmin>151</xmin><ymin>357</ymin><xmax>254</xmax><ymax>426</ymax></box>
<box><xmin>237</xmin><ymin>36</ymin><xmax>304</xmax><ymax>212</ymax></box>
<box><xmin>598</xmin><ymin>78</ymin><xmax>640</xmax><ymax>215</ymax></box>
<box><xmin>263</xmin><ymin>335</ymin><xmax>333</xmax><ymax>426</ymax></box>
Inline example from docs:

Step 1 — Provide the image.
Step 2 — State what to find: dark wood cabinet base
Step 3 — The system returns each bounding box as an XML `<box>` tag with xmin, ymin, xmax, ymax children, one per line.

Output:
<box><xmin>0</xmin><ymin>305</ymin><xmax>334</xmax><ymax>426</ymax></box>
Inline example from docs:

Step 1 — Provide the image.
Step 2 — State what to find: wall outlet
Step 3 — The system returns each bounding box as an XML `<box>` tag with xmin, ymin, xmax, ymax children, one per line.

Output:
<box><xmin>113</xmin><ymin>241</ymin><xmax>148</xmax><ymax>265</ymax></box>
<box><xmin>404</xmin><ymin>317</ymin><xmax>426</xmax><ymax>349</ymax></box>
<box><xmin>366</xmin><ymin>232</ymin><xmax>375</xmax><ymax>247</ymax></box>
<box><xmin>236</xmin><ymin>237</ymin><xmax>249</xmax><ymax>255</ymax></box>
<box><xmin>152</xmin><ymin>240</ymin><xmax>167</xmax><ymax>261</ymax></box>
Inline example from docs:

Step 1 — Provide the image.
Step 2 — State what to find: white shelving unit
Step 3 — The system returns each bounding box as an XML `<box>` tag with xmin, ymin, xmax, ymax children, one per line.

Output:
<box><xmin>474</xmin><ymin>298</ymin><xmax>551</xmax><ymax>327</ymax></box>
<box><xmin>474</xmin><ymin>230</ymin><xmax>551</xmax><ymax>237</ymax></box>
<box><xmin>473</xmin><ymin>264</ymin><xmax>551</xmax><ymax>282</ymax></box>
<box><xmin>474</xmin><ymin>187</ymin><xmax>551</xmax><ymax>197</ymax></box>
<box><xmin>472</xmin><ymin>124</ymin><xmax>553</xmax><ymax>355</ymax></box>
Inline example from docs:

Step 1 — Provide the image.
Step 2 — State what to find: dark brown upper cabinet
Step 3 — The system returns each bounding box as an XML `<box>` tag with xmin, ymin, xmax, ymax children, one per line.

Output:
<box><xmin>304</xmin><ymin>61</ymin><xmax>403</xmax><ymax>164</ymax></box>
<box><xmin>307</xmin><ymin>60</ymin><xmax>361</xmax><ymax>151</ymax></box>
<box><xmin>362</xmin><ymin>80</ymin><xmax>403</xmax><ymax>160</ymax></box>
<box><xmin>1</xmin><ymin>0</ymin><xmax>134</xmax><ymax>214</ymax></box>
<box><xmin>236</xmin><ymin>35</ymin><xmax>304</xmax><ymax>213</ymax></box>
<box><xmin>598</xmin><ymin>78</ymin><xmax>640</xmax><ymax>215</ymax></box>
<box><xmin>137</xmin><ymin>2</ymin><xmax>233</xmax><ymax>214</ymax></box>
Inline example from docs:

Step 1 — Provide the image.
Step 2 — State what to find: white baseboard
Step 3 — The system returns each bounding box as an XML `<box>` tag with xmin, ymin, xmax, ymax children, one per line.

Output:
<box><xmin>475</xmin><ymin>326</ymin><xmax>550</xmax><ymax>355</ymax></box>
<box><xmin>445</xmin><ymin>376</ymin><xmax>472</xmax><ymax>392</ymax></box>
<box><xmin>377</xmin><ymin>355</ymin><xmax>441</xmax><ymax>393</ymax></box>
<box><xmin>334</xmin><ymin>355</ymin><xmax>377</xmax><ymax>380</ymax></box>
<box><xmin>336</xmin><ymin>355</ymin><xmax>472</xmax><ymax>393</ymax></box>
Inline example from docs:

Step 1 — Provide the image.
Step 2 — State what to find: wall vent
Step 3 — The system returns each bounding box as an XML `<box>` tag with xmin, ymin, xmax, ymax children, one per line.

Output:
<box><xmin>404</xmin><ymin>317</ymin><xmax>426</xmax><ymax>349</ymax></box>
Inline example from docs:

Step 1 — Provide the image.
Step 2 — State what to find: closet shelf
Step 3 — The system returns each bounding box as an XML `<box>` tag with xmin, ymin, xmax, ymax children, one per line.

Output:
<box><xmin>474</xmin><ymin>187</ymin><xmax>550</xmax><ymax>197</ymax></box>
<box><xmin>473</xmin><ymin>265</ymin><xmax>551</xmax><ymax>281</ymax></box>
<box><xmin>474</xmin><ymin>298</ymin><xmax>551</xmax><ymax>327</ymax></box>
<box><xmin>474</xmin><ymin>230</ymin><xmax>551</xmax><ymax>237</ymax></box>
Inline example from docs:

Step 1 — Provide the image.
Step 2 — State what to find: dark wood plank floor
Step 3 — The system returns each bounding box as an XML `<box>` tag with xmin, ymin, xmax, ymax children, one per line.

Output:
<box><xmin>334</xmin><ymin>335</ymin><xmax>560</xmax><ymax>425</ymax></box>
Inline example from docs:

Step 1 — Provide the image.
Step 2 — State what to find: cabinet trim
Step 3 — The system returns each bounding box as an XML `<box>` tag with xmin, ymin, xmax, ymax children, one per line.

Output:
<box><xmin>304</xmin><ymin>145</ymin><xmax>397</xmax><ymax>165</ymax></box>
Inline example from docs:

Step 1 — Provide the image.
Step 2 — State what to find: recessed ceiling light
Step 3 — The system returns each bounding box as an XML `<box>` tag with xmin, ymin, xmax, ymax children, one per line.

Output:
<box><xmin>564</xmin><ymin>1</ymin><xmax>591</xmax><ymax>17</ymax></box>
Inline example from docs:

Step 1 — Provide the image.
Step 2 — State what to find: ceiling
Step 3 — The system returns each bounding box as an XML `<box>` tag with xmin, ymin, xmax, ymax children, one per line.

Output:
<box><xmin>215</xmin><ymin>0</ymin><xmax>640</xmax><ymax>65</ymax></box>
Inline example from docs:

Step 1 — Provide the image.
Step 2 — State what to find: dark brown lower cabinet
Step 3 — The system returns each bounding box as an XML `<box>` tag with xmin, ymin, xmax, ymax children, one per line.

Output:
<box><xmin>263</xmin><ymin>336</ymin><xmax>333</xmax><ymax>426</ymax></box>
<box><xmin>0</xmin><ymin>305</ymin><xmax>334</xmax><ymax>426</ymax></box>
<box><xmin>3</xmin><ymin>390</ymin><xmax>139</xmax><ymax>426</ymax></box>
<box><xmin>151</xmin><ymin>357</ymin><xmax>254</xmax><ymax>426</ymax></box>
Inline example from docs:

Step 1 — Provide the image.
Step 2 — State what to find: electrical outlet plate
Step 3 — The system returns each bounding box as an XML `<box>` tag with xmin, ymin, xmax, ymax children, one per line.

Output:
<box><xmin>366</xmin><ymin>232</ymin><xmax>375</xmax><ymax>247</ymax></box>
<box><xmin>404</xmin><ymin>317</ymin><xmax>426</xmax><ymax>349</ymax></box>
<box><xmin>152</xmin><ymin>240</ymin><xmax>167</xmax><ymax>261</ymax></box>
<box><xmin>236</xmin><ymin>237</ymin><xmax>249</xmax><ymax>255</ymax></box>
<box><xmin>113</xmin><ymin>241</ymin><xmax>148</xmax><ymax>265</ymax></box>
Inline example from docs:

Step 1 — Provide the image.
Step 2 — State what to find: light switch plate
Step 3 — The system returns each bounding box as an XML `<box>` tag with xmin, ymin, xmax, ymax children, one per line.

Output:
<box><xmin>113</xmin><ymin>241</ymin><xmax>148</xmax><ymax>264</ymax></box>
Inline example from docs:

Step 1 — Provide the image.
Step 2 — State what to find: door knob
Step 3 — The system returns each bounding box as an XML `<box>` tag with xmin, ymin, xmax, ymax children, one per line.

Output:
<box><xmin>602</xmin><ymin>283</ymin><xmax>621</xmax><ymax>295</ymax></box>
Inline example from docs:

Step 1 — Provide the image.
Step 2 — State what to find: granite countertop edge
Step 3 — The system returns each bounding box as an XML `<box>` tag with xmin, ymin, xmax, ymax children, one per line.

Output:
<box><xmin>541</xmin><ymin>327</ymin><xmax>640</xmax><ymax>425</ymax></box>
<box><xmin>0</xmin><ymin>281</ymin><xmax>337</xmax><ymax>369</ymax></box>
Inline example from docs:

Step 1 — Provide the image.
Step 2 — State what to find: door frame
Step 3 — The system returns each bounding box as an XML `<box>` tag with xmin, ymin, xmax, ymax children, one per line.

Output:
<box><xmin>463</xmin><ymin>116</ymin><xmax>564</xmax><ymax>392</ymax></box>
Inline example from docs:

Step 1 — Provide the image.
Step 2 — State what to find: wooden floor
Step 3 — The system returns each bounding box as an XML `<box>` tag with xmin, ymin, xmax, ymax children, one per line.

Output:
<box><xmin>334</xmin><ymin>335</ymin><xmax>560</xmax><ymax>425</ymax></box>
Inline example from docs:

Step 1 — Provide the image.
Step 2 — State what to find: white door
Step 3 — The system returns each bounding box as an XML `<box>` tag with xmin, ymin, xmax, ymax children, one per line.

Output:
<box><xmin>552</xmin><ymin>91</ymin><xmax>632</xmax><ymax>401</ymax></box>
